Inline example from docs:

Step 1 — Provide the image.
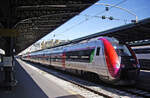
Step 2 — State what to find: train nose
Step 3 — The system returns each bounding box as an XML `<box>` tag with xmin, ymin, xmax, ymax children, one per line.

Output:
<box><xmin>121</xmin><ymin>64</ymin><xmax>140</xmax><ymax>80</ymax></box>
<box><xmin>121</xmin><ymin>68</ymin><xmax>139</xmax><ymax>80</ymax></box>
<box><xmin>121</xmin><ymin>56</ymin><xmax>140</xmax><ymax>69</ymax></box>
<box><xmin>100</xmin><ymin>38</ymin><xmax>121</xmax><ymax>78</ymax></box>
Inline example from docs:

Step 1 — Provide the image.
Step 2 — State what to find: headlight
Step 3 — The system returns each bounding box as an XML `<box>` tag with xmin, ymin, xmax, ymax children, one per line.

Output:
<box><xmin>116</xmin><ymin>63</ymin><xmax>120</xmax><ymax>69</ymax></box>
<box><xmin>121</xmin><ymin>64</ymin><xmax>125</xmax><ymax>68</ymax></box>
<box><xmin>137</xmin><ymin>64</ymin><xmax>140</xmax><ymax>68</ymax></box>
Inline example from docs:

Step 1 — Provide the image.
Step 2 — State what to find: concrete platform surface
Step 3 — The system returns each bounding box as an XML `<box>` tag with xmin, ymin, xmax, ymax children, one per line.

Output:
<box><xmin>0</xmin><ymin>59</ymin><xmax>83</xmax><ymax>98</ymax></box>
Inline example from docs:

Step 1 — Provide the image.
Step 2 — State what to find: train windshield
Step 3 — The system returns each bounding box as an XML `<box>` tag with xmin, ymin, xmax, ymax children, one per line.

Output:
<box><xmin>114</xmin><ymin>45</ymin><xmax>132</xmax><ymax>56</ymax></box>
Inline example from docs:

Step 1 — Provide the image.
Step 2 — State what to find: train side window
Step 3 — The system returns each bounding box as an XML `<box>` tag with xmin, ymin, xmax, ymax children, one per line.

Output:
<box><xmin>65</xmin><ymin>49</ymin><xmax>94</xmax><ymax>63</ymax></box>
<box><xmin>96</xmin><ymin>47</ymin><xmax>100</xmax><ymax>56</ymax></box>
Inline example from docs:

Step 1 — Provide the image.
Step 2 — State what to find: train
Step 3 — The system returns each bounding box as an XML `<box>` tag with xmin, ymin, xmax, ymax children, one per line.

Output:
<box><xmin>132</xmin><ymin>46</ymin><xmax>150</xmax><ymax>69</ymax></box>
<box><xmin>21</xmin><ymin>37</ymin><xmax>140</xmax><ymax>85</ymax></box>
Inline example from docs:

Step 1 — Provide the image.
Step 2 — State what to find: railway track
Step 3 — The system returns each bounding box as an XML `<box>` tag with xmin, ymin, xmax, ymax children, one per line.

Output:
<box><xmin>57</xmin><ymin>72</ymin><xmax>113</xmax><ymax>98</ymax></box>
<box><xmin>22</xmin><ymin>59</ymin><xmax>150</xmax><ymax>98</ymax></box>
<box><xmin>57</xmin><ymin>70</ymin><xmax>150</xmax><ymax>98</ymax></box>
<box><xmin>118</xmin><ymin>87</ymin><xmax>150</xmax><ymax>98</ymax></box>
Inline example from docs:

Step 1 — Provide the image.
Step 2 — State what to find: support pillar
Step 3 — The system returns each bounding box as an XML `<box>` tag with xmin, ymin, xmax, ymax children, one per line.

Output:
<box><xmin>0</xmin><ymin>0</ymin><xmax>17</xmax><ymax>90</ymax></box>
<box><xmin>3</xmin><ymin>37</ymin><xmax>16</xmax><ymax>90</ymax></box>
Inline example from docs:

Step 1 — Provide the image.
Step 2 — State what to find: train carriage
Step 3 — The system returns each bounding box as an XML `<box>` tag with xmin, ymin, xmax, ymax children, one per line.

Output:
<box><xmin>22</xmin><ymin>37</ymin><xmax>140</xmax><ymax>85</ymax></box>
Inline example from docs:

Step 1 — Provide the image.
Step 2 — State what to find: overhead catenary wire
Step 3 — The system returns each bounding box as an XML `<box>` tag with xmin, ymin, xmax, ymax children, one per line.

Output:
<box><xmin>95</xmin><ymin>0</ymin><xmax>127</xmax><ymax>15</ymax></box>
<box><xmin>80</xmin><ymin>14</ymin><xmax>131</xmax><ymax>22</ymax></box>
<box><xmin>52</xmin><ymin>0</ymin><xmax>128</xmax><ymax>38</ymax></box>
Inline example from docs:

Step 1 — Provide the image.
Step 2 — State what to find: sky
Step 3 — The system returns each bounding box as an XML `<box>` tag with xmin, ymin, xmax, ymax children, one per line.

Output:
<box><xmin>37</xmin><ymin>0</ymin><xmax>150</xmax><ymax>42</ymax></box>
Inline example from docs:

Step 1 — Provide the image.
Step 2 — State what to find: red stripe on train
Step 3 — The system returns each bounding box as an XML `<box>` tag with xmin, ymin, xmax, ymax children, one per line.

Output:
<box><xmin>99</xmin><ymin>38</ymin><xmax>120</xmax><ymax>78</ymax></box>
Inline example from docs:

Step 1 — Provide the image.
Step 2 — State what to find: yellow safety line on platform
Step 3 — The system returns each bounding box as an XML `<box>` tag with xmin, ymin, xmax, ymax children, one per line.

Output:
<box><xmin>0</xmin><ymin>29</ymin><xmax>19</xmax><ymax>37</ymax></box>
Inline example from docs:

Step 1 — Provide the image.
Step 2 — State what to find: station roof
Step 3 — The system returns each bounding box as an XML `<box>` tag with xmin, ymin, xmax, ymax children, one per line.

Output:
<box><xmin>0</xmin><ymin>0</ymin><xmax>98</xmax><ymax>54</ymax></box>
<box><xmin>67</xmin><ymin>17</ymin><xmax>150</xmax><ymax>46</ymax></box>
<box><xmin>103</xmin><ymin>18</ymin><xmax>150</xmax><ymax>46</ymax></box>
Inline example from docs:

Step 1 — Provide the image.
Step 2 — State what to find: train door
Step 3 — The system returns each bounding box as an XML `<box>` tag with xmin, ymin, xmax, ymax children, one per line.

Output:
<box><xmin>93</xmin><ymin>44</ymin><xmax>108</xmax><ymax>77</ymax></box>
<box><xmin>62</xmin><ymin>52</ymin><xmax>66</xmax><ymax>68</ymax></box>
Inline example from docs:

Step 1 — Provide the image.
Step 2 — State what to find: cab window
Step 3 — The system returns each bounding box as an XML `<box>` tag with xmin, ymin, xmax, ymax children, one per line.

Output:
<box><xmin>96</xmin><ymin>47</ymin><xmax>100</xmax><ymax>56</ymax></box>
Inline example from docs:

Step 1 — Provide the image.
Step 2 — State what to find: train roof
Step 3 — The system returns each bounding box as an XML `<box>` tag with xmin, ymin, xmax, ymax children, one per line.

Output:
<box><xmin>25</xmin><ymin>36</ymin><xmax>117</xmax><ymax>55</ymax></box>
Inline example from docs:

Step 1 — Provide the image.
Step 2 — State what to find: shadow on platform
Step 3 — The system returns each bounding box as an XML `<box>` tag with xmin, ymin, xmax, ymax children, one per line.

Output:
<box><xmin>0</xmin><ymin>60</ymin><xmax>48</xmax><ymax>98</ymax></box>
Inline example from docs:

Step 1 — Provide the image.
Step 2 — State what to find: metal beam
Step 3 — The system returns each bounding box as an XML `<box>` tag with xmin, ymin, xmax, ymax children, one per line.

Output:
<box><xmin>0</xmin><ymin>29</ymin><xmax>19</xmax><ymax>37</ymax></box>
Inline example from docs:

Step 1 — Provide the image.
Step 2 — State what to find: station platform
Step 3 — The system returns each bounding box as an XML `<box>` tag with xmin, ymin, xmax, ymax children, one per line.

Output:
<box><xmin>0</xmin><ymin>59</ymin><xmax>83</xmax><ymax>98</ymax></box>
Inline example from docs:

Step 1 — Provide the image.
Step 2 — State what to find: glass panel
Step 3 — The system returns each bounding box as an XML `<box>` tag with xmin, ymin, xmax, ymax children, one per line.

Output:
<box><xmin>96</xmin><ymin>47</ymin><xmax>100</xmax><ymax>56</ymax></box>
<box><xmin>115</xmin><ymin>45</ymin><xmax>131</xmax><ymax>56</ymax></box>
<box><xmin>66</xmin><ymin>49</ymin><xmax>95</xmax><ymax>63</ymax></box>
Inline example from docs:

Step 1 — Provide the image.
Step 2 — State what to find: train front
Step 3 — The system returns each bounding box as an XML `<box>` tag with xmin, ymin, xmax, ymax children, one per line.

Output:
<box><xmin>101</xmin><ymin>38</ymin><xmax>140</xmax><ymax>85</ymax></box>
<box><xmin>115</xmin><ymin>44</ymin><xmax>140</xmax><ymax>85</ymax></box>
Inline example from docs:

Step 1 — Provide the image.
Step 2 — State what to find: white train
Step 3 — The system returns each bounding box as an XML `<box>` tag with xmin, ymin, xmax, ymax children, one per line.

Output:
<box><xmin>22</xmin><ymin>37</ymin><xmax>140</xmax><ymax>85</ymax></box>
